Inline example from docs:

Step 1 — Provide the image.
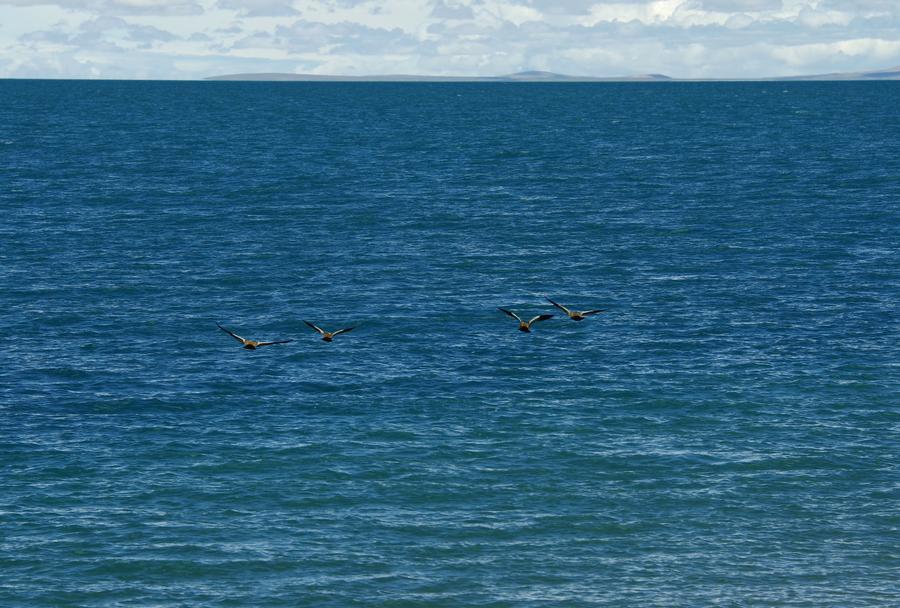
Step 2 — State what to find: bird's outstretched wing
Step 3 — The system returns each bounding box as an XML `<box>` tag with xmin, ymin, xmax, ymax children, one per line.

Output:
<box><xmin>332</xmin><ymin>327</ymin><xmax>355</xmax><ymax>337</ymax></box>
<box><xmin>529</xmin><ymin>314</ymin><xmax>554</xmax><ymax>324</ymax></box>
<box><xmin>498</xmin><ymin>308</ymin><xmax>522</xmax><ymax>323</ymax></box>
<box><xmin>217</xmin><ymin>322</ymin><xmax>246</xmax><ymax>343</ymax></box>
<box><xmin>545</xmin><ymin>298</ymin><xmax>571</xmax><ymax>315</ymax></box>
<box><xmin>304</xmin><ymin>321</ymin><xmax>326</xmax><ymax>336</ymax></box>
<box><xmin>581</xmin><ymin>309</ymin><xmax>605</xmax><ymax>316</ymax></box>
<box><xmin>256</xmin><ymin>339</ymin><xmax>294</xmax><ymax>347</ymax></box>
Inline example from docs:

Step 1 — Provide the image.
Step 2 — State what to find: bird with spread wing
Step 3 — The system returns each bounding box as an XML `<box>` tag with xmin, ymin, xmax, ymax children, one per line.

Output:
<box><xmin>216</xmin><ymin>322</ymin><xmax>294</xmax><ymax>349</ymax></box>
<box><xmin>498</xmin><ymin>308</ymin><xmax>554</xmax><ymax>332</ymax></box>
<box><xmin>303</xmin><ymin>320</ymin><xmax>355</xmax><ymax>342</ymax></box>
<box><xmin>545</xmin><ymin>297</ymin><xmax>605</xmax><ymax>321</ymax></box>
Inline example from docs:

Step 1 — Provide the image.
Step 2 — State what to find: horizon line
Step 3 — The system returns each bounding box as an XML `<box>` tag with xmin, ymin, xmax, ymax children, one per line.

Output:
<box><xmin>205</xmin><ymin>66</ymin><xmax>900</xmax><ymax>82</ymax></box>
<box><xmin>3</xmin><ymin>66</ymin><xmax>900</xmax><ymax>83</ymax></box>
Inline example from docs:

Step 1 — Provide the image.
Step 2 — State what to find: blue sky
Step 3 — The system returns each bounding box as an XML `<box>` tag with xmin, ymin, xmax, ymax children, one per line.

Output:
<box><xmin>1</xmin><ymin>0</ymin><xmax>898</xmax><ymax>79</ymax></box>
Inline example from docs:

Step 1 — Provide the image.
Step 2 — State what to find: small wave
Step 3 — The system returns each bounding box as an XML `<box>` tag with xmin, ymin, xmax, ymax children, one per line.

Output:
<box><xmin>34</xmin><ymin>366</ymin><xmax>90</xmax><ymax>380</ymax></box>
<box><xmin>647</xmin><ymin>274</ymin><xmax>698</xmax><ymax>281</ymax></box>
<box><xmin>493</xmin><ymin>149</ymin><xmax>530</xmax><ymax>159</ymax></box>
<box><xmin>517</xmin><ymin>195</ymin><xmax>558</xmax><ymax>202</ymax></box>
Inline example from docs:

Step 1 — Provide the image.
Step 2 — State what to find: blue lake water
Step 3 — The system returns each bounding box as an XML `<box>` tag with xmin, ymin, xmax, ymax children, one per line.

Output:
<box><xmin>1</xmin><ymin>80</ymin><xmax>898</xmax><ymax>606</ymax></box>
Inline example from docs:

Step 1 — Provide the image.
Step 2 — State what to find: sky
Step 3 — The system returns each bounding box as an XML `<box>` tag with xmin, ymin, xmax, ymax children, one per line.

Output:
<box><xmin>0</xmin><ymin>0</ymin><xmax>898</xmax><ymax>79</ymax></box>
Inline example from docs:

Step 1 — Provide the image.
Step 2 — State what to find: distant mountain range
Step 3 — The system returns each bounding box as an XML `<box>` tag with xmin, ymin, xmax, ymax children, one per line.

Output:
<box><xmin>205</xmin><ymin>70</ymin><xmax>670</xmax><ymax>82</ymax></box>
<box><xmin>206</xmin><ymin>67</ymin><xmax>900</xmax><ymax>82</ymax></box>
<box><xmin>771</xmin><ymin>66</ymin><xmax>900</xmax><ymax>80</ymax></box>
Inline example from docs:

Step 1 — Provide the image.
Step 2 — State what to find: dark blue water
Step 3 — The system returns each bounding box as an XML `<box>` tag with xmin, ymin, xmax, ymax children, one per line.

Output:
<box><xmin>1</xmin><ymin>80</ymin><xmax>898</xmax><ymax>607</ymax></box>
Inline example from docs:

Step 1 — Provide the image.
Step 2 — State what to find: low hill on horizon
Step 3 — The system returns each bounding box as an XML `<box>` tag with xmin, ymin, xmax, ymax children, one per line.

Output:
<box><xmin>770</xmin><ymin>66</ymin><xmax>900</xmax><ymax>80</ymax></box>
<box><xmin>205</xmin><ymin>67</ymin><xmax>900</xmax><ymax>82</ymax></box>
<box><xmin>204</xmin><ymin>70</ymin><xmax>672</xmax><ymax>82</ymax></box>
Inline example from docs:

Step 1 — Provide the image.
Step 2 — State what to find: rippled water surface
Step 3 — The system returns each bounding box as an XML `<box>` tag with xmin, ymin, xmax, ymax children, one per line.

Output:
<box><xmin>1</xmin><ymin>80</ymin><xmax>898</xmax><ymax>606</ymax></box>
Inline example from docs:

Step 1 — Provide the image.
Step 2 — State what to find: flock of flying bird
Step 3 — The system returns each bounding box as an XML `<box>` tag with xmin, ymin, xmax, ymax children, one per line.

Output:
<box><xmin>216</xmin><ymin>297</ymin><xmax>605</xmax><ymax>350</ymax></box>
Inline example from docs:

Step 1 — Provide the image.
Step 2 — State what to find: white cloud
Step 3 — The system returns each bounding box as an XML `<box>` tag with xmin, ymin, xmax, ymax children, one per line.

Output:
<box><xmin>1</xmin><ymin>0</ymin><xmax>899</xmax><ymax>78</ymax></box>
<box><xmin>698</xmin><ymin>0</ymin><xmax>781</xmax><ymax>10</ymax></box>
<box><xmin>724</xmin><ymin>13</ymin><xmax>756</xmax><ymax>28</ymax></box>
<box><xmin>770</xmin><ymin>37</ymin><xmax>900</xmax><ymax>67</ymax></box>
<box><xmin>0</xmin><ymin>0</ymin><xmax>203</xmax><ymax>15</ymax></box>
<box><xmin>217</xmin><ymin>0</ymin><xmax>298</xmax><ymax>17</ymax></box>
<box><xmin>430</xmin><ymin>0</ymin><xmax>474</xmax><ymax>19</ymax></box>
<box><xmin>796</xmin><ymin>5</ymin><xmax>853</xmax><ymax>27</ymax></box>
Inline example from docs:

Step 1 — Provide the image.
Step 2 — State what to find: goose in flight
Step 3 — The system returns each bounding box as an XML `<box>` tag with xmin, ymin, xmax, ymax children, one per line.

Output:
<box><xmin>304</xmin><ymin>320</ymin><xmax>355</xmax><ymax>342</ymax></box>
<box><xmin>498</xmin><ymin>308</ymin><xmax>553</xmax><ymax>332</ymax></box>
<box><xmin>545</xmin><ymin>297</ymin><xmax>605</xmax><ymax>321</ymax></box>
<box><xmin>216</xmin><ymin>322</ymin><xmax>294</xmax><ymax>349</ymax></box>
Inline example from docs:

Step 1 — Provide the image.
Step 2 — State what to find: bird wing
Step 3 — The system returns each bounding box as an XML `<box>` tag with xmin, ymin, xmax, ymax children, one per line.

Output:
<box><xmin>256</xmin><ymin>339</ymin><xmax>294</xmax><ymax>347</ymax></box>
<box><xmin>217</xmin><ymin>322</ymin><xmax>246</xmax><ymax>343</ymax></box>
<box><xmin>332</xmin><ymin>327</ymin><xmax>355</xmax><ymax>337</ymax></box>
<box><xmin>545</xmin><ymin>297</ymin><xmax>571</xmax><ymax>314</ymax></box>
<box><xmin>528</xmin><ymin>314</ymin><xmax>554</xmax><ymax>324</ymax></box>
<box><xmin>304</xmin><ymin>320</ymin><xmax>326</xmax><ymax>336</ymax></box>
<box><xmin>498</xmin><ymin>308</ymin><xmax>522</xmax><ymax>323</ymax></box>
<box><xmin>581</xmin><ymin>309</ymin><xmax>605</xmax><ymax>316</ymax></box>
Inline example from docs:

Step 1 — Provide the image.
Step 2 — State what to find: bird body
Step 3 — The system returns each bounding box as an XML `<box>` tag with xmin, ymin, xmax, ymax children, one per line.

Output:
<box><xmin>216</xmin><ymin>323</ymin><xmax>293</xmax><ymax>349</ymax></box>
<box><xmin>545</xmin><ymin>297</ymin><xmax>604</xmax><ymax>321</ymax></box>
<box><xmin>304</xmin><ymin>321</ymin><xmax>354</xmax><ymax>342</ymax></box>
<box><xmin>498</xmin><ymin>308</ymin><xmax>553</xmax><ymax>332</ymax></box>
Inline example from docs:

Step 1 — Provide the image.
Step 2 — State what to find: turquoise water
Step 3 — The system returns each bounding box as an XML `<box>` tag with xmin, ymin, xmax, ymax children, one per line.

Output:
<box><xmin>1</xmin><ymin>80</ymin><xmax>898</xmax><ymax>606</ymax></box>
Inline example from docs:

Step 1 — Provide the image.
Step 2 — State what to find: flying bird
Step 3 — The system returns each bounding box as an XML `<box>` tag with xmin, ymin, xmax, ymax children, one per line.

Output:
<box><xmin>216</xmin><ymin>322</ymin><xmax>294</xmax><ymax>350</ymax></box>
<box><xmin>498</xmin><ymin>308</ymin><xmax>553</xmax><ymax>332</ymax></box>
<box><xmin>545</xmin><ymin>297</ymin><xmax>605</xmax><ymax>321</ymax></box>
<box><xmin>304</xmin><ymin>320</ymin><xmax>355</xmax><ymax>342</ymax></box>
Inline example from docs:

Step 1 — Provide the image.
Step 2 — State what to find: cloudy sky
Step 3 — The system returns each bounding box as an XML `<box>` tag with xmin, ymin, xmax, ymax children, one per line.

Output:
<box><xmin>1</xmin><ymin>0</ymin><xmax>898</xmax><ymax>79</ymax></box>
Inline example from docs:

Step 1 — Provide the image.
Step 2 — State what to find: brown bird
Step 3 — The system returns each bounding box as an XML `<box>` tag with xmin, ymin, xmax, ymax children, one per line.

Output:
<box><xmin>304</xmin><ymin>320</ymin><xmax>355</xmax><ymax>342</ymax></box>
<box><xmin>545</xmin><ymin>297</ymin><xmax>605</xmax><ymax>321</ymax></box>
<box><xmin>498</xmin><ymin>308</ymin><xmax>553</xmax><ymax>332</ymax></box>
<box><xmin>217</xmin><ymin>322</ymin><xmax>294</xmax><ymax>349</ymax></box>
